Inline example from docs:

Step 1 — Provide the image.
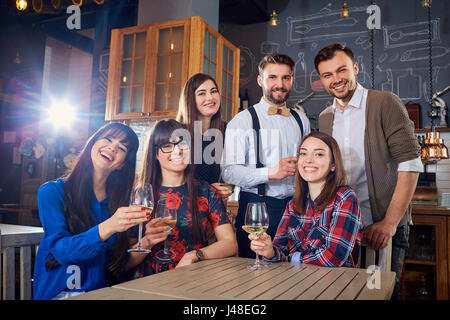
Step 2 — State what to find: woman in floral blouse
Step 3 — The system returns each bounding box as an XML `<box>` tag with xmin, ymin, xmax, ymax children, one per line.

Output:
<box><xmin>248</xmin><ymin>131</ymin><xmax>364</xmax><ymax>267</ymax></box>
<box><xmin>128</xmin><ymin>119</ymin><xmax>237</xmax><ymax>276</ymax></box>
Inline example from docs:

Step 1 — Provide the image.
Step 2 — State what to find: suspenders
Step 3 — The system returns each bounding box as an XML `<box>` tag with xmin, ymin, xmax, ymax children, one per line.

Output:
<box><xmin>247</xmin><ymin>106</ymin><xmax>305</xmax><ymax>196</ymax></box>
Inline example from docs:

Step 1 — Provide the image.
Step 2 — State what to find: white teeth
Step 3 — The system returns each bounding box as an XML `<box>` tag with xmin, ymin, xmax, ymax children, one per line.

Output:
<box><xmin>100</xmin><ymin>151</ymin><xmax>112</xmax><ymax>161</ymax></box>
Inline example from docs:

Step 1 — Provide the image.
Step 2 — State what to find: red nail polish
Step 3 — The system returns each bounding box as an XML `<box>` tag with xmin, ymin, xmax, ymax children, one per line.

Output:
<box><xmin>147</xmin><ymin>216</ymin><xmax>151</xmax><ymax>220</ymax></box>
<box><xmin>141</xmin><ymin>207</ymin><xmax>146</xmax><ymax>211</ymax></box>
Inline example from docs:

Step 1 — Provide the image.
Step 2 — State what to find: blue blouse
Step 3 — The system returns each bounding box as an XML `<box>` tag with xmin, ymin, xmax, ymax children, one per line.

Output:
<box><xmin>33</xmin><ymin>178</ymin><xmax>117</xmax><ymax>300</ymax></box>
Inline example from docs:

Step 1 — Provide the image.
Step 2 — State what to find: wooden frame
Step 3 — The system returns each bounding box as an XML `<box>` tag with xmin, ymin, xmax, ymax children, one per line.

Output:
<box><xmin>408</xmin><ymin>214</ymin><xmax>448</xmax><ymax>299</ymax></box>
<box><xmin>149</xmin><ymin>18</ymin><xmax>191</xmax><ymax>119</ymax></box>
<box><xmin>106</xmin><ymin>25</ymin><xmax>152</xmax><ymax>121</ymax></box>
<box><xmin>106</xmin><ymin>16</ymin><xmax>240</xmax><ymax>122</ymax></box>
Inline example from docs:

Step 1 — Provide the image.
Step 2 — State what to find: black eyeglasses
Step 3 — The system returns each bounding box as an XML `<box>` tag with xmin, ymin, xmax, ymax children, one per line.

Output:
<box><xmin>157</xmin><ymin>139</ymin><xmax>190</xmax><ymax>153</ymax></box>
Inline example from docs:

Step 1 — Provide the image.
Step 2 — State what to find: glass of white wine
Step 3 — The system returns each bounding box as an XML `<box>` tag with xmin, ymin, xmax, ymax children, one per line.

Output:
<box><xmin>154</xmin><ymin>198</ymin><xmax>177</xmax><ymax>262</ymax></box>
<box><xmin>243</xmin><ymin>202</ymin><xmax>270</xmax><ymax>270</ymax></box>
<box><xmin>128</xmin><ymin>184</ymin><xmax>153</xmax><ymax>253</ymax></box>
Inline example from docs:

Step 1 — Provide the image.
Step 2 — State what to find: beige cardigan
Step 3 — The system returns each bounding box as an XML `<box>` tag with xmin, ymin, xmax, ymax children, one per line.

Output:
<box><xmin>319</xmin><ymin>89</ymin><xmax>421</xmax><ymax>226</ymax></box>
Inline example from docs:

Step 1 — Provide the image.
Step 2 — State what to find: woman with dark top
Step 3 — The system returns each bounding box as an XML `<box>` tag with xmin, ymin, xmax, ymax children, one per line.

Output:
<box><xmin>248</xmin><ymin>131</ymin><xmax>364</xmax><ymax>267</ymax></box>
<box><xmin>129</xmin><ymin>119</ymin><xmax>237</xmax><ymax>275</ymax></box>
<box><xmin>33</xmin><ymin>123</ymin><xmax>147</xmax><ymax>300</ymax></box>
<box><xmin>177</xmin><ymin>73</ymin><xmax>232</xmax><ymax>202</ymax></box>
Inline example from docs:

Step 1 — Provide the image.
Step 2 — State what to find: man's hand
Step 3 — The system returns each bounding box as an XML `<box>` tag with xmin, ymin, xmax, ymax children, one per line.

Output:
<box><xmin>268</xmin><ymin>157</ymin><xmax>297</xmax><ymax>180</ymax></box>
<box><xmin>363</xmin><ymin>220</ymin><xmax>397</xmax><ymax>251</ymax></box>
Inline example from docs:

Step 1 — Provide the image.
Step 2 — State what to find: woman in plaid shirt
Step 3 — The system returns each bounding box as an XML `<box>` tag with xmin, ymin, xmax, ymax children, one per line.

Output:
<box><xmin>248</xmin><ymin>131</ymin><xmax>364</xmax><ymax>267</ymax></box>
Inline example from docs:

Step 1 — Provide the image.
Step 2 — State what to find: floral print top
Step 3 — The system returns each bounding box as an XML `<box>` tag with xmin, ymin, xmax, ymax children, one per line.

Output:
<box><xmin>132</xmin><ymin>180</ymin><xmax>230</xmax><ymax>277</ymax></box>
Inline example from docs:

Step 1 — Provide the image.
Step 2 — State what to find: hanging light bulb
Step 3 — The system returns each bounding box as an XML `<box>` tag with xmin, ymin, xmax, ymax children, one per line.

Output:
<box><xmin>16</xmin><ymin>0</ymin><xmax>28</xmax><ymax>11</ymax></box>
<box><xmin>421</xmin><ymin>0</ymin><xmax>432</xmax><ymax>8</ymax></box>
<box><xmin>269</xmin><ymin>10</ymin><xmax>279</xmax><ymax>27</ymax></box>
<box><xmin>420</xmin><ymin>1</ymin><xmax>448</xmax><ymax>163</ymax></box>
<box><xmin>340</xmin><ymin>1</ymin><xmax>350</xmax><ymax>18</ymax></box>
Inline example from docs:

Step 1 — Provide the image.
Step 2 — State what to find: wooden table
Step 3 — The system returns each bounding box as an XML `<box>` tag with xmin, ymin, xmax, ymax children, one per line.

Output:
<box><xmin>71</xmin><ymin>257</ymin><xmax>395</xmax><ymax>300</ymax></box>
<box><xmin>0</xmin><ymin>224</ymin><xmax>44</xmax><ymax>300</ymax></box>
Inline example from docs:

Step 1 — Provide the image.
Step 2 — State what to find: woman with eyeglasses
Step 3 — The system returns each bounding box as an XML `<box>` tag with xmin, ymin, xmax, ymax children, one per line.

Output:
<box><xmin>128</xmin><ymin>119</ymin><xmax>237</xmax><ymax>275</ymax></box>
<box><xmin>33</xmin><ymin>123</ymin><xmax>146</xmax><ymax>300</ymax></box>
<box><xmin>176</xmin><ymin>73</ymin><xmax>232</xmax><ymax>202</ymax></box>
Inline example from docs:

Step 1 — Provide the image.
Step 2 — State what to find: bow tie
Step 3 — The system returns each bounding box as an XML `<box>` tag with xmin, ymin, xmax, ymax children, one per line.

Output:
<box><xmin>268</xmin><ymin>106</ymin><xmax>290</xmax><ymax>116</ymax></box>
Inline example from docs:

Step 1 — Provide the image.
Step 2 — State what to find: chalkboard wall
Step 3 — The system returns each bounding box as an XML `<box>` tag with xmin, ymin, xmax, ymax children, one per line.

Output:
<box><xmin>221</xmin><ymin>0</ymin><xmax>449</xmax><ymax>129</ymax></box>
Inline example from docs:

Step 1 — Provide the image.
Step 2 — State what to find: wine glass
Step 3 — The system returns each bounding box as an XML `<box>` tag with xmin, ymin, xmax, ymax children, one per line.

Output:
<box><xmin>154</xmin><ymin>198</ymin><xmax>178</xmax><ymax>262</ymax></box>
<box><xmin>243</xmin><ymin>202</ymin><xmax>270</xmax><ymax>270</ymax></box>
<box><xmin>127</xmin><ymin>184</ymin><xmax>153</xmax><ymax>253</ymax></box>
<box><xmin>218</xmin><ymin>169</ymin><xmax>235</xmax><ymax>195</ymax></box>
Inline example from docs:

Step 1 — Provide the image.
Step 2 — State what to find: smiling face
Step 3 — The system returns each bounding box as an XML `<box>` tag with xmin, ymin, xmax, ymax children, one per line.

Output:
<box><xmin>156</xmin><ymin>136</ymin><xmax>190</xmax><ymax>176</ymax></box>
<box><xmin>195</xmin><ymin>79</ymin><xmax>220</xmax><ymax>119</ymax></box>
<box><xmin>91</xmin><ymin>130</ymin><xmax>128</xmax><ymax>175</ymax></box>
<box><xmin>317</xmin><ymin>50</ymin><xmax>359</xmax><ymax>104</ymax></box>
<box><xmin>257</xmin><ymin>63</ymin><xmax>293</xmax><ymax>106</ymax></box>
<box><xmin>297</xmin><ymin>137</ymin><xmax>335</xmax><ymax>185</ymax></box>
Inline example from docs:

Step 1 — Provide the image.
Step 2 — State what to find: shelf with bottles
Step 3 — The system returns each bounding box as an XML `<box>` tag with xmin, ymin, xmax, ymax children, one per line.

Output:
<box><xmin>401</xmin><ymin>209</ymin><xmax>448</xmax><ymax>300</ymax></box>
<box><xmin>404</xmin><ymin>225</ymin><xmax>436</xmax><ymax>266</ymax></box>
<box><xmin>401</xmin><ymin>264</ymin><xmax>437</xmax><ymax>300</ymax></box>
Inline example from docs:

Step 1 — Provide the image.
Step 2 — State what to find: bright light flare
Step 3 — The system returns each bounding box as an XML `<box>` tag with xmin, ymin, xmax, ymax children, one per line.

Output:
<box><xmin>47</xmin><ymin>101</ymin><xmax>76</xmax><ymax>129</ymax></box>
<box><xmin>16</xmin><ymin>0</ymin><xmax>27</xmax><ymax>11</ymax></box>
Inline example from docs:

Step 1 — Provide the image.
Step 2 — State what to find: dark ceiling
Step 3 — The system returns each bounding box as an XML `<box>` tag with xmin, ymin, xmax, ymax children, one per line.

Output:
<box><xmin>0</xmin><ymin>0</ymin><xmax>271</xmax><ymax>29</ymax></box>
<box><xmin>0</xmin><ymin>0</ymin><xmax>138</xmax><ymax>29</ymax></box>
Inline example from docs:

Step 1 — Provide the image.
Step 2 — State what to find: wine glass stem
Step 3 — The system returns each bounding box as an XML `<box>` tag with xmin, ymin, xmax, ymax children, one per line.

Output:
<box><xmin>137</xmin><ymin>223</ymin><xmax>143</xmax><ymax>248</ymax></box>
<box><xmin>163</xmin><ymin>240</ymin><xmax>169</xmax><ymax>254</ymax></box>
<box><xmin>255</xmin><ymin>252</ymin><xmax>260</xmax><ymax>265</ymax></box>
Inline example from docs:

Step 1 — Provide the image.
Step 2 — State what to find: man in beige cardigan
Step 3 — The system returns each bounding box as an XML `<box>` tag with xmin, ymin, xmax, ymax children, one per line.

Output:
<box><xmin>315</xmin><ymin>44</ymin><xmax>422</xmax><ymax>299</ymax></box>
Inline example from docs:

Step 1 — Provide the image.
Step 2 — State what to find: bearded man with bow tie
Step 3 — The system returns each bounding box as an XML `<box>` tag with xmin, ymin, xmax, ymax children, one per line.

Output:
<box><xmin>221</xmin><ymin>53</ymin><xmax>311</xmax><ymax>258</ymax></box>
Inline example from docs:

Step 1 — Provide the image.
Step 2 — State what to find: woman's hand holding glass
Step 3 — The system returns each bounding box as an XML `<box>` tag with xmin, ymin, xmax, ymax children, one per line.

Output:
<box><xmin>99</xmin><ymin>206</ymin><xmax>149</xmax><ymax>242</ymax></box>
<box><xmin>211</xmin><ymin>183</ymin><xmax>233</xmax><ymax>202</ymax></box>
<box><xmin>143</xmin><ymin>218</ymin><xmax>172</xmax><ymax>249</ymax></box>
<box><xmin>248</xmin><ymin>232</ymin><xmax>276</xmax><ymax>260</ymax></box>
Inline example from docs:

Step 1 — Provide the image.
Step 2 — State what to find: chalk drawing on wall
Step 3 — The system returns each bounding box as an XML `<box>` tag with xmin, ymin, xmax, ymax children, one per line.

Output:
<box><xmin>293</xmin><ymin>52</ymin><xmax>307</xmax><ymax>93</ymax></box>
<box><xmin>355</xmin><ymin>35</ymin><xmax>372</xmax><ymax>50</ymax></box>
<box><xmin>382</xmin><ymin>19</ymin><xmax>440</xmax><ymax>49</ymax></box>
<box><xmin>422</xmin><ymin>64</ymin><xmax>450</xmax><ymax>101</ymax></box>
<box><xmin>238</xmin><ymin>46</ymin><xmax>256</xmax><ymax>86</ymax></box>
<box><xmin>400</xmin><ymin>46</ymin><xmax>449</xmax><ymax>62</ymax></box>
<box><xmin>286</xmin><ymin>3</ymin><xmax>369</xmax><ymax>47</ymax></box>
<box><xmin>381</xmin><ymin>69</ymin><xmax>393</xmax><ymax>92</ymax></box>
<box><xmin>397</xmin><ymin>68</ymin><xmax>422</xmax><ymax>100</ymax></box>
<box><xmin>260</xmin><ymin>41</ymin><xmax>280</xmax><ymax>55</ymax></box>
<box><xmin>356</xmin><ymin>56</ymin><xmax>372</xmax><ymax>88</ymax></box>
<box><xmin>294</xmin><ymin>17</ymin><xmax>358</xmax><ymax>35</ymax></box>
<box><xmin>378</xmin><ymin>53</ymin><xmax>388</xmax><ymax>64</ymax></box>
<box><xmin>388</xmin><ymin>52</ymin><xmax>399</xmax><ymax>63</ymax></box>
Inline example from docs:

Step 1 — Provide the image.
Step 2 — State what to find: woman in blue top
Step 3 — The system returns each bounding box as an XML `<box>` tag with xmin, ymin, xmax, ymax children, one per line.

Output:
<box><xmin>33</xmin><ymin>123</ymin><xmax>147</xmax><ymax>300</ymax></box>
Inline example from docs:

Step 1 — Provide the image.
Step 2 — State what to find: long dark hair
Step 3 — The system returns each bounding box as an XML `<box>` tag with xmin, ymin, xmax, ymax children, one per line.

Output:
<box><xmin>293</xmin><ymin>131</ymin><xmax>347</xmax><ymax>214</ymax></box>
<box><xmin>176</xmin><ymin>73</ymin><xmax>225</xmax><ymax>181</ymax></box>
<box><xmin>45</xmin><ymin>122</ymin><xmax>139</xmax><ymax>284</ymax></box>
<box><xmin>139</xmin><ymin>119</ymin><xmax>204</xmax><ymax>245</ymax></box>
<box><xmin>176</xmin><ymin>73</ymin><xmax>225</xmax><ymax>135</ymax></box>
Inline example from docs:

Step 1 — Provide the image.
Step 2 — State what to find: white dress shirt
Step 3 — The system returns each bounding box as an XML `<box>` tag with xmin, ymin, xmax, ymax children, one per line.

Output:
<box><xmin>332</xmin><ymin>83</ymin><xmax>423</xmax><ymax>226</ymax></box>
<box><xmin>221</xmin><ymin>97</ymin><xmax>311</xmax><ymax>199</ymax></box>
